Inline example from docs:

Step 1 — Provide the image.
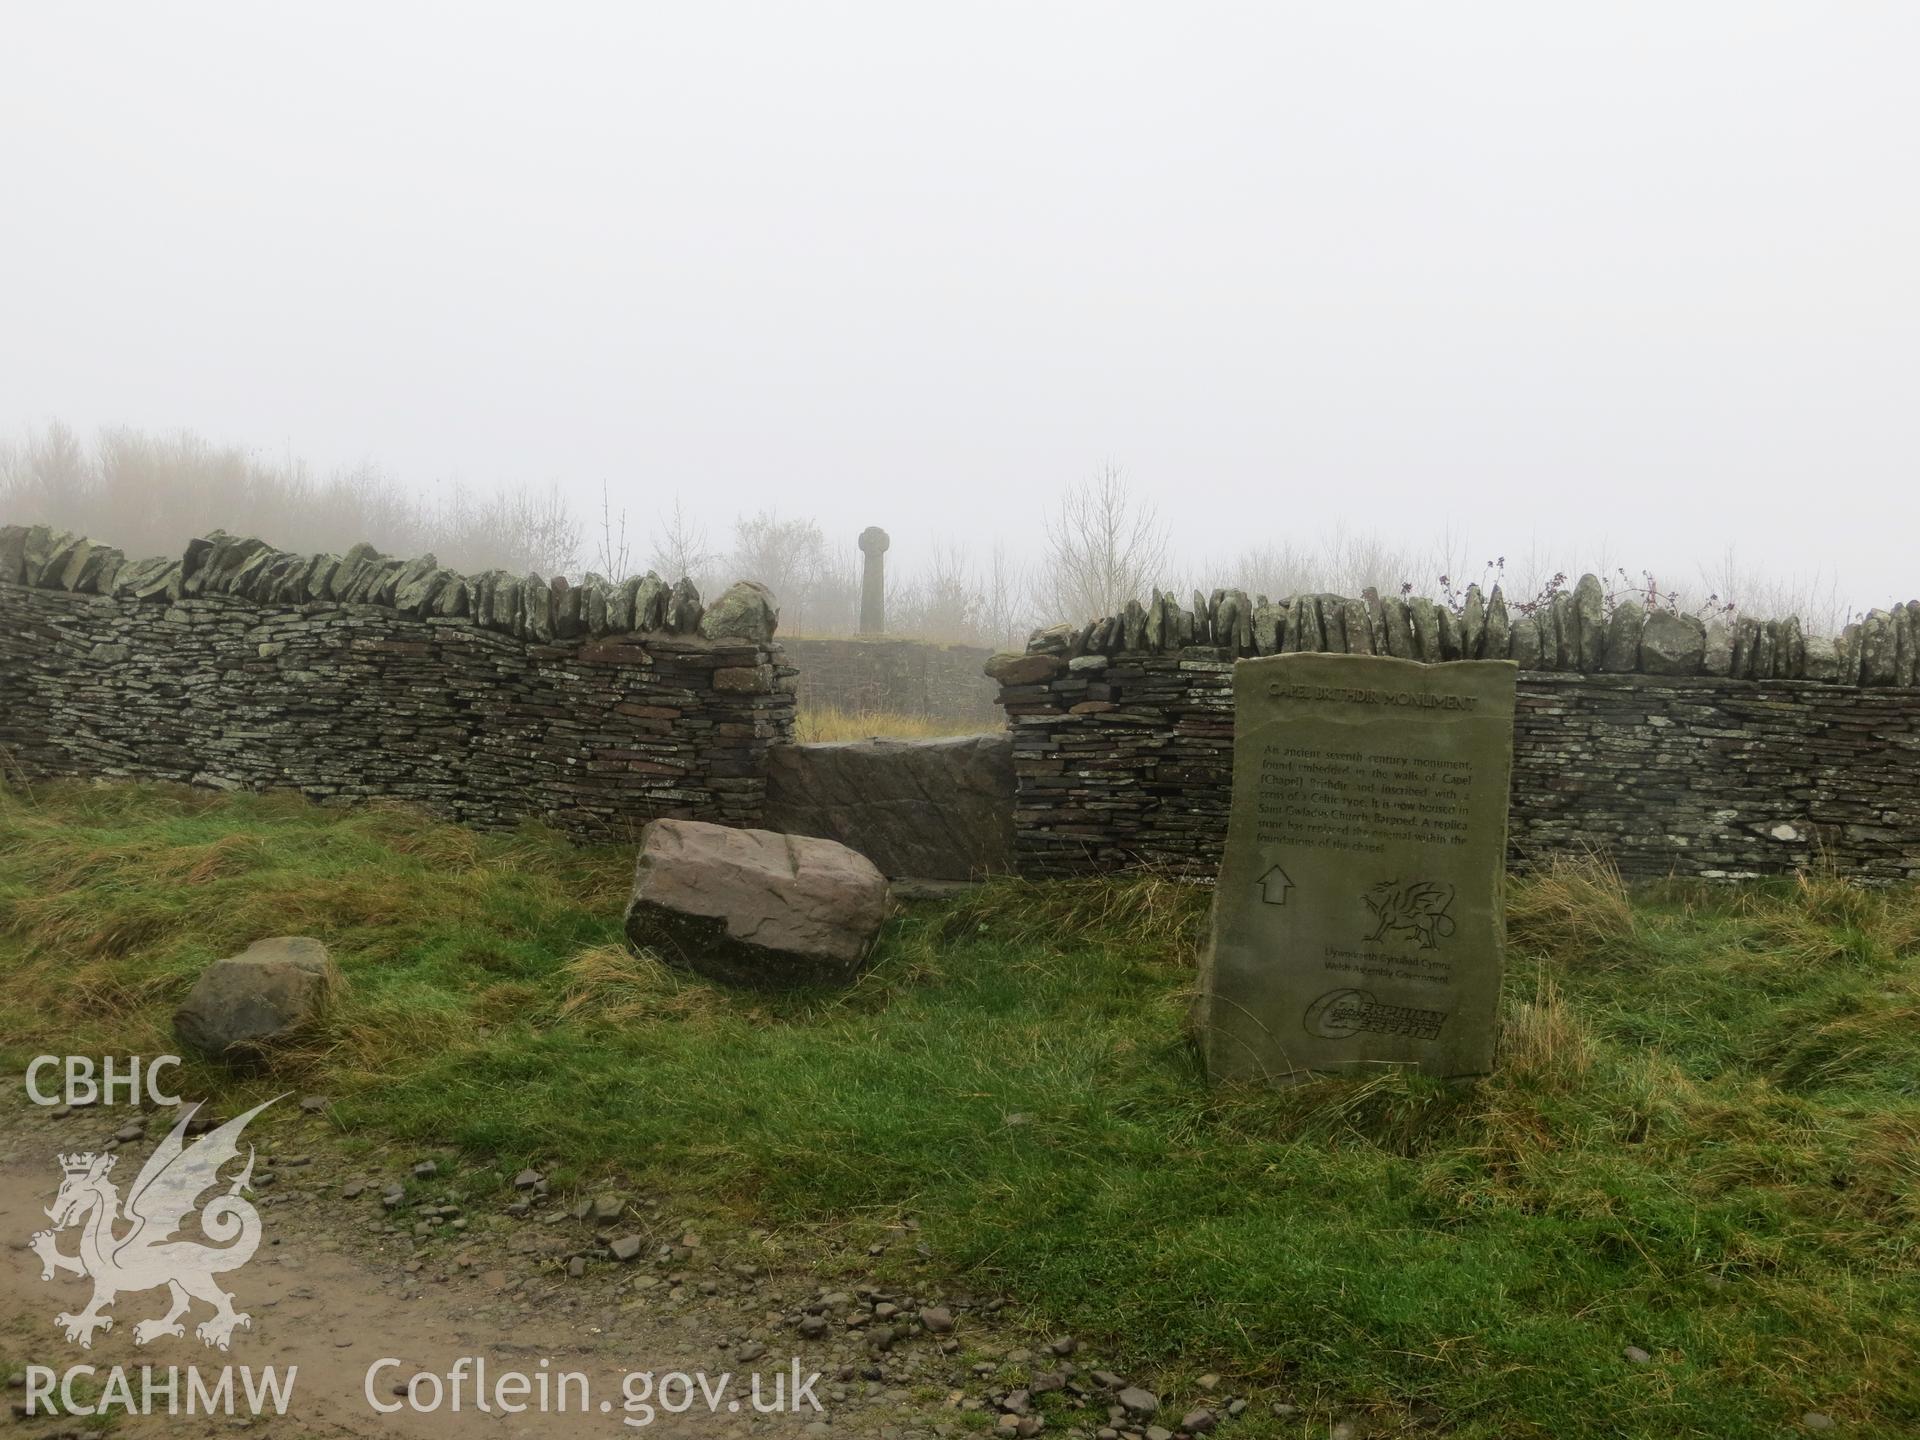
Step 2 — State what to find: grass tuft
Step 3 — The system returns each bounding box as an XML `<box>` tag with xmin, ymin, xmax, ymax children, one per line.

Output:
<box><xmin>1506</xmin><ymin>852</ymin><xmax>1637</xmax><ymax>964</ymax></box>
<box><xmin>938</xmin><ymin>871</ymin><xmax>1213</xmax><ymax>965</ymax></box>
<box><xmin>554</xmin><ymin>943</ymin><xmax>731</xmax><ymax>1026</ymax></box>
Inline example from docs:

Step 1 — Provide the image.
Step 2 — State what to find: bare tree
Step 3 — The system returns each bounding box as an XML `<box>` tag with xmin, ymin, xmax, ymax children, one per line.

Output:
<box><xmin>1697</xmin><ymin>545</ymin><xmax>1849</xmax><ymax>638</ymax></box>
<box><xmin>1040</xmin><ymin>464</ymin><xmax>1170</xmax><ymax>621</ymax></box>
<box><xmin>595</xmin><ymin>481</ymin><xmax>631</xmax><ymax>580</ymax></box>
<box><xmin>429</xmin><ymin>479</ymin><xmax>581</xmax><ymax>575</ymax></box>
<box><xmin>1227</xmin><ymin>525</ymin><xmax>1429</xmax><ymax>601</ymax></box>
<box><xmin>726</xmin><ymin>510</ymin><xmax>856</xmax><ymax>634</ymax></box>
<box><xmin>891</xmin><ymin>541</ymin><xmax>984</xmax><ymax>644</ymax></box>
<box><xmin>648</xmin><ymin>495</ymin><xmax>718</xmax><ymax>587</ymax></box>
<box><xmin>978</xmin><ymin>541</ymin><xmax>1031</xmax><ymax>650</ymax></box>
<box><xmin>0</xmin><ymin>420</ymin><xmax>582</xmax><ymax>576</ymax></box>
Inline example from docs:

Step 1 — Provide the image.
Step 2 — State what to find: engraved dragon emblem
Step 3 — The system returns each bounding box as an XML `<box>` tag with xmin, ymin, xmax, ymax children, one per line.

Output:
<box><xmin>1361</xmin><ymin>878</ymin><xmax>1456</xmax><ymax>949</ymax></box>
<box><xmin>30</xmin><ymin>1097</ymin><xmax>278</xmax><ymax>1350</ymax></box>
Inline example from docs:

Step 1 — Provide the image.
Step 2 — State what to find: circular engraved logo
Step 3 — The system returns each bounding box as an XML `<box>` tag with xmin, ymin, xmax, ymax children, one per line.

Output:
<box><xmin>1303</xmin><ymin>988</ymin><xmax>1371</xmax><ymax>1038</ymax></box>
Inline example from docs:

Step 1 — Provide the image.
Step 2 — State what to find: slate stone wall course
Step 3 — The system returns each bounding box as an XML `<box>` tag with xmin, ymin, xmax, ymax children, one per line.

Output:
<box><xmin>996</xmin><ymin>654</ymin><xmax>1920</xmax><ymax>883</ymax></box>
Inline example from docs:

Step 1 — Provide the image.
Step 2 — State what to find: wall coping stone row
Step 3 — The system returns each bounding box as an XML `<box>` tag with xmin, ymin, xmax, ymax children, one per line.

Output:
<box><xmin>0</xmin><ymin>523</ymin><xmax>783</xmax><ymax>646</ymax></box>
<box><xmin>986</xmin><ymin>577</ymin><xmax>1920</xmax><ymax>685</ymax></box>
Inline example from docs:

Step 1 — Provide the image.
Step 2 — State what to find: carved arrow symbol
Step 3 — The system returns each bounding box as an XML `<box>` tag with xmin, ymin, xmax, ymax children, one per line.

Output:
<box><xmin>1257</xmin><ymin>865</ymin><xmax>1294</xmax><ymax>905</ymax></box>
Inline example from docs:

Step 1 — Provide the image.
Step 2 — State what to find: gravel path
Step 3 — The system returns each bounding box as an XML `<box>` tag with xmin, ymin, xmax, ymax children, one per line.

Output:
<box><xmin>0</xmin><ymin>1096</ymin><xmax>1223</xmax><ymax>1440</ymax></box>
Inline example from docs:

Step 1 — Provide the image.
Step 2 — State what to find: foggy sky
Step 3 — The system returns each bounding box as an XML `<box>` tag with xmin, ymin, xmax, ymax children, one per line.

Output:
<box><xmin>3</xmin><ymin>3</ymin><xmax>1915</xmax><ymax>612</ymax></box>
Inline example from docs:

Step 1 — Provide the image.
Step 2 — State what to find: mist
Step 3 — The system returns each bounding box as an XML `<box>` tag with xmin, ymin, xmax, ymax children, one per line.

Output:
<box><xmin>2</xmin><ymin>3</ymin><xmax>1914</xmax><ymax>636</ymax></box>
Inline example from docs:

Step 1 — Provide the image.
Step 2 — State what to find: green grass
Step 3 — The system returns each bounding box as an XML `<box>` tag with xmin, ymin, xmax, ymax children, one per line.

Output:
<box><xmin>1</xmin><ymin>780</ymin><xmax>1915</xmax><ymax>1438</ymax></box>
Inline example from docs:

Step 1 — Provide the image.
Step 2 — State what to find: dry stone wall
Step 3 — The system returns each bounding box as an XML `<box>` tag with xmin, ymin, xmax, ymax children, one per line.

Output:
<box><xmin>0</xmin><ymin>526</ymin><xmax>795</xmax><ymax>841</ymax></box>
<box><xmin>992</xmin><ymin>577</ymin><xmax>1920</xmax><ymax>883</ymax></box>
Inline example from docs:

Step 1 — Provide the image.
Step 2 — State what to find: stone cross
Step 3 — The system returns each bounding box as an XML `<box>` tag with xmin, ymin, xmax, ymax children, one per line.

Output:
<box><xmin>1195</xmin><ymin>651</ymin><xmax>1517</xmax><ymax>1084</ymax></box>
<box><xmin>858</xmin><ymin>526</ymin><xmax>889</xmax><ymax>635</ymax></box>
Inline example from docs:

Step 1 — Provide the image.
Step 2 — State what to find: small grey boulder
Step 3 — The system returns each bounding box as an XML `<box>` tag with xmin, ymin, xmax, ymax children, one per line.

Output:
<box><xmin>173</xmin><ymin>937</ymin><xmax>339</xmax><ymax>1060</ymax></box>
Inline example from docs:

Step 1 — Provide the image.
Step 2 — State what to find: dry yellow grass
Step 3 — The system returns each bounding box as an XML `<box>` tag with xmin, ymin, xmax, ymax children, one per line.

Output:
<box><xmin>1496</xmin><ymin>968</ymin><xmax>1597</xmax><ymax>1091</ymax></box>
<box><xmin>1505</xmin><ymin>852</ymin><xmax>1637</xmax><ymax>964</ymax></box>
<box><xmin>554</xmin><ymin>942</ymin><xmax>730</xmax><ymax>1026</ymax></box>
<box><xmin>793</xmin><ymin>704</ymin><xmax>999</xmax><ymax>743</ymax></box>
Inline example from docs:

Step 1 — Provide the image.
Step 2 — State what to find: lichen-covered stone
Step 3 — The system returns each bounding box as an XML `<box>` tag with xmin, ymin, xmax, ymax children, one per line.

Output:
<box><xmin>1510</xmin><ymin>612</ymin><xmax>1543</xmax><ymax>669</ymax></box>
<box><xmin>1731</xmin><ymin>616</ymin><xmax>1762</xmax><ymax>679</ymax></box>
<box><xmin>1484</xmin><ymin>587</ymin><xmax>1510</xmax><ymax>660</ymax></box>
<box><xmin>1408</xmin><ymin>597</ymin><xmax>1441</xmax><ymax>662</ymax></box>
<box><xmin>1600</xmin><ymin>600</ymin><xmax>1644</xmax><ymax>672</ymax></box>
<box><xmin>553</xmin><ymin>579</ymin><xmax>584</xmax><ymax>639</ymax></box>
<box><xmin>1316</xmin><ymin>594</ymin><xmax>1349</xmax><ymax>652</ymax></box>
<box><xmin>1894</xmin><ymin>604</ymin><xmax>1918</xmax><ymax>687</ymax></box>
<box><xmin>1216</xmin><ymin>589</ymin><xmax>1253</xmax><ymax>654</ymax></box>
<box><xmin>1703</xmin><ymin>620</ymin><xmax>1734</xmax><ymax>677</ymax></box>
<box><xmin>1861</xmin><ymin>610</ymin><xmax>1898</xmax><ymax>686</ymax></box>
<box><xmin>1461</xmin><ymin>584</ymin><xmax>1485</xmax><ymax>659</ymax></box>
<box><xmin>19</xmin><ymin>525</ymin><xmax>55</xmax><ymax>586</ymax></box>
<box><xmin>494</xmin><ymin>574</ymin><xmax>527</xmax><ymax>635</ymax></box>
<box><xmin>1781</xmin><ymin>615</ymin><xmax>1807</xmax><ymax>679</ymax></box>
<box><xmin>702</xmin><ymin>580</ymin><xmax>780</xmax><ymax>645</ymax></box>
<box><xmin>1572</xmin><ymin>575</ymin><xmax>1606</xmax><ymax>671</ymax></box>
<box><xmin>1189</xmin><ymin>590</ymin><xmax>1212</xmax><ymax>647</ymax></box>
<box><xmin>1638</xmin><ymin>611</ymin><xmax>1705</xmax><ymax>676</ymax></box>
<box><xmin>32</xmin><ymin>530</ymin><xmax>83</xmax><ymax>588</ymax></box>
<box><xmin>1286</xmin><ymin>595</ymin><xmax>1323</xmax><ymax>653</ymax></box>
<box><xmin>133</xmin><ymin>558</ymin><xmax>184</xmax><ymax>601</ymax></box>
<box><xmin>665</xmin><ymin>577</ymin><xmax>705</xmax><ymax>634</ymax></box>
<box><xmin>636</xmin><ymin>574</ymin><xmax>670</xmax><ymax>631</ymax></box>
<box><xmin>1342</xmin><ymin>597</ymin><xmax>1375</xmax><ymax>655</ymax></box>
<box><xmin>1802</xmin><ymin>634</ymin><xmax>1841</xmax><ymax>682</ymax></box>
<box><xmin>1251</xmin><ymin>602</ymin><xmax>1285</xmax><ymax>655</ymax></box>
<box><xmin>1382</xmin><ymin>599</ymin><xmax>1413</xmax><ymax>660</ymax></box>
<box><xmin>70</xmin><ymin>545</ymin><xmax>124</xmax><ymax>595</ymax></box>
<box><xmin>1028</xmin><ymin>623</ymin><xmax>1073</xmax><ymax>655</ymax></box>
<box><xmin>579</xmin><ymin>575</ymin><xmax>610</xmax><ymax>636</ymax></box>
<box><xmin>1550</xmin><ymin>592</ymin><xmax>1577</xmax><ymax>671</ymax></box>
<box><xmin>391</xmin><ymin>557</ymin><xmax>444</xmax><ymax>617</ymax></box>
<box><xmin>521</xmin><ymin>574</ymin><xmax>556</xmax><ymax>642</ymax></box>
<box><xmin>1755</xmin><ymin>621</ymin><xmax>1779</xmax><ymax>680</ymax></box>
<box><xmin>1838</xmin><ymin>623</ymin><xmax>1862</xmax><ymax>684</ymax></box>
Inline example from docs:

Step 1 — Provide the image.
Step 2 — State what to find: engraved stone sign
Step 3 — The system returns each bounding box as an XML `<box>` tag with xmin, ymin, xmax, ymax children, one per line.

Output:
<box><xmin>1196</xmin><ymin>652</ymin><xmax>1517</xmax><ymax>1083</ymax></box>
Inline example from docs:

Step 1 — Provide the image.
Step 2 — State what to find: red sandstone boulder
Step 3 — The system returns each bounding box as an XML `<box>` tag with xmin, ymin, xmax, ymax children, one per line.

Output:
<box><xmin>624</xmin><ymin>819</ymin><xmax>891</xmax><ymax>987</ymax></box>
